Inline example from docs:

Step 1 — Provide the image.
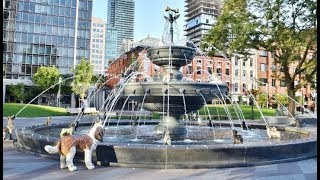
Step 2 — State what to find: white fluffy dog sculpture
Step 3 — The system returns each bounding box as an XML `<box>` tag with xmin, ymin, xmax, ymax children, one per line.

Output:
<box><xmin>44</xmin><ymin>122</ymin><xmax>104</xmax><ymax>171</ymax></box>
<box><xmin>266</xmin><ymin>125</ymin><xmax>281</xmax><ymax>139</ymax></box>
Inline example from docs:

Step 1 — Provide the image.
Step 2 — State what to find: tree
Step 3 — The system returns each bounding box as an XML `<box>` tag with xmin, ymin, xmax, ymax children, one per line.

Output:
<box><xmin>257</xmin><ymin>94</ymin><xmax>268</xmax><ymax>108</ymax></box>
<box><xmin>72</xmin><ymin>58</ymin><xmax>93</xmax><ymax>100</ymax></box>
<box><xmin>33</xmin><ymin>66</ymin><xmax>61</xmax><ymax>105</ymax></box>
<box><xmin>274</xmin><ymin>93</ymin><xmax>289</xmax><ymax>107</ymax></box>
<box><xmin>203</xmin><ymin>0</ymin><xmax>317</xmax><ymax>116</ymax></box>
<box><xmin>7</xmin><ymin>83</ymin><xmax>27</xmax><ymax>103</ymax></box>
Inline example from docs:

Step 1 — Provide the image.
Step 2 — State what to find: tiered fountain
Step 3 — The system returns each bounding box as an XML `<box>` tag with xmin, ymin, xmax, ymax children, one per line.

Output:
<box><xmin>119</xmin><ymin>8</ymin><xmax>228</xmax><ymax>139</ymax></box>
<box><xmin>14</xmin><ymin>7</ymin><xmax>316</xmax><ymax>169</ymax></box>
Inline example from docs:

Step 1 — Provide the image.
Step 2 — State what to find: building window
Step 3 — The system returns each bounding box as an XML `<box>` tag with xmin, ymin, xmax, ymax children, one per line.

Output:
<box><xmin>242</xmin><ymin>60</ymin><xmax>246</xmax><ymax>66</ymax></box>
<box><xmin>196</xmin><ymin>60</ymin><xmax>201</xmax><ymax>64</ymax></box>
<box><xmin>206</xmin><ymin>19</ymin><xmax>209</xmax><ymax>23</ymax></box>
<box><xmin>249</xmin><ymin>58</ymin><xmax>253</xmax><ymax>67</ymax></box>
<box><xmin>259</xmin><ymin>78</ymin><xmax>268</xmax><ymax>84</ymax></box>
<box><xmin>234</xmin><ymin>83</ymin><xmax>238</xmax><ymax>92</ymax></box>
<box><xmin>259</xmin><ymin>50</ymin><xmax>268</xmax><ymax>57</ymax></box>
<box><xmin>235</xmin><ymin>56</ymin><xmax>238</xmax><ymax>66</ymax></box>
<box><xmin>243</xmin><ymin>70</ymin><xmax>246</xmax><ymax>77</ymax></box>
<box><xmin>242</xmin><ymin>84</ymin><xmax>247</xmax><ymax>92</ymax></box>
<box><xmin>260</xmin><ymin>63</ymin><xmax>267</xmax><ymax>71</ymax></box>
<box><xmin>197</xmin><ymin>66</ymin><xmax>201</xmax><ymax>74</ymax></box>
<box><xmin>250</xmin><ymin>70</ymin><xmax>253</xmax><ymax>77</ymax></box>
<box><xmin>280</xmin><ymin>80</ymin><xmax>286</xmax><ymax>87</ymax></box>
<box><xmin>235</xmin><ymin>69</ymin><xmax>239</xmax><ymax>77</ymax></box>
<box><xmin>226</xmin><ymin>82</ymin><xmax>230</xmax><ymax>90</ymax></box>
<box><xmin>216</xmin><ymin>68</ymin><xmax>222</xmax><ymax>76</ymax></box>
<box><xmin>225</xmin><ymin>68</ymin><xmax>230</xmax><ymax>76</ymax></box>
<box><xmin>272</xmin><ymin>79</ymin><xmax>276</xmax><ymax>87</ymax></box>
<box><xmin>271</xmin><ymin>52</ymin><xmax>275</xmax><ymax>58</ymax></box>
<box><xmin>207</xmin><ymin>67</ymin><xmax>213</xmax><ymax>74</ymax></box>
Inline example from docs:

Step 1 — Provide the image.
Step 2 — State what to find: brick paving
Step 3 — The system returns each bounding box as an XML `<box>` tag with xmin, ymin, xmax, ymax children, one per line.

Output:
<box><xmin>3</xmin><ymin>115</ymin><xmax>317</xmax><ymax>180</ymax></box>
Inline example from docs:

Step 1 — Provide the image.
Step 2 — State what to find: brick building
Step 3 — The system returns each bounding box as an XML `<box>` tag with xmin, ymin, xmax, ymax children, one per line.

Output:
<box><xmin>255</xmin><ymin>49</ymin><xmax>316</xmax><ymax>110</ymax></box>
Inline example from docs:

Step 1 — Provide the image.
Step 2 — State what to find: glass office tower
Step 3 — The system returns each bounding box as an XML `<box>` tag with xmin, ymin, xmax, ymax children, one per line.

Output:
<box><xmin>107</xmin><ymin>0</ymin><xmax>134</xmax><ymax>56</ymax></box>
<box><xmin>105</xmin><ymin>24</ymin><xmax>117</xmax><ymax>68</ymax></box>
<box><xmin>3</xmin><ymin>0</ymin><xmax>93</xmax><ymax>80</ymax></box>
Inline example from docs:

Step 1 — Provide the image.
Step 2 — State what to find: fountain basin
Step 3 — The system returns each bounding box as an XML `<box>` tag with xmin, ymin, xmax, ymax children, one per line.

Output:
<box><xmin>15</xmin><ymin>121</ymin><xmax>317</xmax><ymax>168</ymax></box>
<box><xmin>121</xmin><ymin>82</ymin><xmax>228</xmax><ymax>115</ymax></box>
<box><xmin>147</xmin><ymin>46</ymin><xmax>196</xmax><ymax>67</ymax></box>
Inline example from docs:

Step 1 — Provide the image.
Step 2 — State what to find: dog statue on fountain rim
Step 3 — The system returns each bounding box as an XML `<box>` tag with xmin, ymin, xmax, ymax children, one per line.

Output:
<box><xmin>232</xmin><ymin>129</ymin><xmax>244</xmax><ymax>144</ymax></box>
<box><xmin>3</xmin><ymin>115</ymin><xmax>15</xmax><ymax>140</ymax></box>
<box><xmin>44</xmin><ymin>122</ymin><xmax>104</xmax><ymax>171</ymax></box>
<box><xmin>60</xmin><ymin>121</ymin><xmax>79</xmax><ymax>138</ymax></box>
<box><xmin>163</xmin><ymin>129</ymin><xmax>172</xmax><ymax>145</ymax></box>
<box><xmin>44</xmin><ymin>117</ymin><xmax>52</xmax><ymax>126</ymax></box>
<box><xmin>266</xmin><ymin>125</ymin><xmax>281</xmax><ymax>139</ymax></box>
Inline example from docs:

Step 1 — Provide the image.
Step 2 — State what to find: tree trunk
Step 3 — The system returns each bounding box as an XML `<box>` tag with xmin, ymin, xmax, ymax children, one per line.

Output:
<box><xmin>287</xmin><ymin>89</ymin><xmax>295</xmax><ymax>117</ymax></box>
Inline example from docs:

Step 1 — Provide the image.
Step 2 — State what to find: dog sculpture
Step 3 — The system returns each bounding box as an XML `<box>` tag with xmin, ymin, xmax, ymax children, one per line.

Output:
<box><xmin>44</xmin><ymin>117</ymin><xmax>52</xmax><ymax>126</ymax></box>
<box><xmin>3</xmin><ymin>115</ymin><xmax>15</xmax><ymax>140</ymax></box>
<box><xmin>44</xmin><ymin>122</ymin><xmax>104</xmax><ymax>171</ymax></box>
<box><xmin>289</xmin><ymin>120</ymin><xmax>302</xmax><ymax>128</ymax></box>
<box><xmin>60</xmin><ymin>121</ymin><xmax>78</xmax><ymax>138</ymax></box>
<box><xmin>232</xmin><ymin>129</ymin><xmax>244</xmax><ymax>144</ymax></box>
<box><xmin>163</xmin><ymin>129</ymin><xmax>172</xmax><ymax>145</ymax></box>
<box><xmin>242</xmin><ymin>121</ymin><xmax>251</xmax><ymax>130</ymax></box>
<box><xmin>266</xmin><ymin>125</ymin><xmax>281</xmax><ymax>139</ymax></box>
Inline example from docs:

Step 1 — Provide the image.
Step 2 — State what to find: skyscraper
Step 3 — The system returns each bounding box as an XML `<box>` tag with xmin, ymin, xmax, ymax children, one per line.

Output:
<box><xmin>3</xmin><ymin>0</ymin><xmax>93</xmax><ymax>102</ymax></box>
<box><xmin>184</xmin><ymin>0</ymin><xmax>223</xmax><ymax>48</ymax></box>
<box><xmin>3</xmin><ymin>0</ymin><xmax>93</xmax><ymax>79</ymax></box>
<box><xmin>90</xmin><ymin>17</ymin><xmax>106</xmax><ymax>75</ymax></box>
<box><xmin>107</xmin><ymin>0</ymin><xmax>134</xmax><ymax>56</ymax></box>
<box><xmin>105</xmin><ymin>24</ymin><xmax>118</xmax><ymax>68</ymax></box>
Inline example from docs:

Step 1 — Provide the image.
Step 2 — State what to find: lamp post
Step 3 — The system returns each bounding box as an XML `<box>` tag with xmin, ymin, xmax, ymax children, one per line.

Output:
<box><xmin>57</xmin><ymin>77</ymin><xmax>62</xmax><ymax>107</ymax></box>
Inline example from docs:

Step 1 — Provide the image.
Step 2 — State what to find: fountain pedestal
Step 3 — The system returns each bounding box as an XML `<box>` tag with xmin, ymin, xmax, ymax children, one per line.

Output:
<box><xmin>154</xmin><ymin>115</ymin><xmax>187</xmax><ymax>140</ymax></box>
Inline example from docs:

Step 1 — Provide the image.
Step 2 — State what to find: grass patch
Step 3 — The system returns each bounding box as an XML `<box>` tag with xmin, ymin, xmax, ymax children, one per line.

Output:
<box><xmin>3</xmin><ymin>103</ymin><xmax>68</xmax><ymax>117</ymax></box>
<box><xmin>198</xmin><ymin>104</ymin><xmax>276</xmax><ymax>120</ymax></box>
<box><xmin>3</xmin><ymin>103</ymin><xmax>276</xmax><ymax>120</ymax></box>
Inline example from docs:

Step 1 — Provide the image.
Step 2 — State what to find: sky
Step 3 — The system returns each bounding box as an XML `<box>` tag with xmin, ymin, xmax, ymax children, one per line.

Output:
<box><xmin>92</xmin><ymin>0</ymin><xmax>186</xmax><ymax>42</ymax></box>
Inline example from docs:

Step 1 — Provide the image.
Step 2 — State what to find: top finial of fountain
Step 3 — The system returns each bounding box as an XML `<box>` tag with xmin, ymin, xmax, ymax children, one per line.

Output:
<box><xmin>164</xmin><ymin>6</ymin><xmax>180</xmax><ymax>43</ymax></box>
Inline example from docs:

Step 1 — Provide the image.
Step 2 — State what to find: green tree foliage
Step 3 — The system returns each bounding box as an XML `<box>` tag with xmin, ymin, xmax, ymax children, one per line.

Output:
<box><xmin>274</xmin><ymin>93</ymin><xmax>289</xmax><ymax>106</ymax></box>
<box><xmin>203</xmin><ymin>0</ymin><xmax>317</xmax><ymax>116</ymax></box>
<box><xmin>72</xmin><ymin>58</ymin><xmax>93</xmax><ymax>99</ymax></box>
<box><xmin>7</xmin><ymin>83</ymin><xmax>28</xmax><ymax>103</ymax></box>
<box><xmin>257</xmin><ymin>93</ymin><xmax>268</xmax><ymax>108</ymax></box>
<box><xmin>33</xmin><ymin>66</ymin><xmax>61</xmax><ymax>93</ymax></box>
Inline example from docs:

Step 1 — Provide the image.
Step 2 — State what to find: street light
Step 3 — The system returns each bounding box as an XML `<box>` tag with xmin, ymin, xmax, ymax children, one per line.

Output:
<box><xmin>57</xmin><ymin>77</ymin><xmax>62</xmax><ymax>107</ymax></box>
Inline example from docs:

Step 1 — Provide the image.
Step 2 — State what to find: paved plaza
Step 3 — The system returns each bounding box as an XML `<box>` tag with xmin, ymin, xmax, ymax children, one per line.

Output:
<box><xmin>3</xmin><ymin>115</ymin><xmax>317</xmax><ymax>180</ymax></box>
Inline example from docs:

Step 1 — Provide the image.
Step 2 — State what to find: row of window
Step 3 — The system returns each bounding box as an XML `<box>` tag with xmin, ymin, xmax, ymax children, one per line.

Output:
<box><xmin>91</xmin><ymin>49</ymin><xmax>103</xmax><ymax>54</ymax></box>
<box><xmin>8</xmin><ymin>44</ymin><xmax>89</xmax><ymax>59</ymax></box>
<box><xmin>12</xmin><ymin>23</ymin><xmax>90</xmax><ymax>39</ymax></box>
<box><xmin>91</xmin><ymin>60</ymin><xmax>103</xmax><ymax>64</ymax></box>
<box><xmin>18</xmin><ymin>0</ymin><xmax>92</xmax><ymax>11</ymax></box>
<box><xmin>234</xmin><ymin>70</ymin><xmax>254</xmax><ymax>78</ymax></box>
<box><xmin>92</xmin><ymin>39</ymin><xmax>103</xmax><ymax>43</ymax></box>
<box><xmin>16</xmin><ymin>13</ymin><xmax>91</xmax><ymax>29</ymax></box>
<box><xmin>258</xmin><ymin>78</ymin><xmax>287</xmax><ymax>87</ymax></box>
<box><xmin>234</xmin><ymin>57</ymin><xmax>254</xmax><ymax>67</ymax></box>
<box><xmin>7</xmin><ymin>34</ymin><xmax>90</xmax><ymax>49</ymax></box>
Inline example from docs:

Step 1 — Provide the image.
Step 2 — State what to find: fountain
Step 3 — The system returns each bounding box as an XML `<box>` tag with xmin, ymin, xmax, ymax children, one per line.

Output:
<box><xmin>14</xmin><ymin>7</ymin><xmax>316</xmax><ymax>169</ymax></box>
